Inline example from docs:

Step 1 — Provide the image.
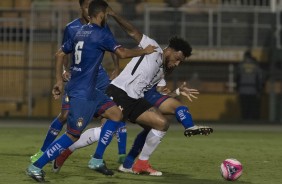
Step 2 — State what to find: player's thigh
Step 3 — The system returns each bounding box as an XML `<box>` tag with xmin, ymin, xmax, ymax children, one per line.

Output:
<box><xmin>58</xmin><ymin>109</ymin><xmax>69</xmax><ymax>123</ymax></box>
<box><xmin>136</xmin><ymin>107</ymin><xmax>169</xmax><ymax>131</ymax></box>
<box><xmin>101</xmin><ymin>105</ymin><xmax>123</xmax><ymax>122</ymax></box>
<box><xmin>67</xmin><ymin>98</ymin><xmax>98</xmax><ymax>137</ymax></box>
<box><xmin>158</xmin><ymin>98</ymin><xmax>182</xmax><ymax>115</ymax></box>
<box><xmin>59</xmin><ymin>93</ymin><xmax>70</xmax><ymax>123</ymax></box>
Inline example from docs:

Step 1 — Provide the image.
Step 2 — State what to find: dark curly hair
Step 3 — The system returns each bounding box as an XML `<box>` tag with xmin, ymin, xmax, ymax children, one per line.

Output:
<box><xmin>168</xmin><ymin>36</ymin><xmax>192</xmax><ymax>58</ymax></box>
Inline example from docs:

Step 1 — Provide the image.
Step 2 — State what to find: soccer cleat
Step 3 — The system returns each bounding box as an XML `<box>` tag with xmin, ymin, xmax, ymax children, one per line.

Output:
<box><xmin>117</xmin><ymin>154</ymin><xmax>126</xmax><ymax>164</ymax></box>
<box><xmin>184</xmin><ymin>125</ymin><xmax>213</xmax><ymax>137</ymax></box>
<box><xmin>88</xmin><ymin>158</ymin><xmax>114</xmax><ymax>176</ymax></box>
<box><xmin>118</xmin><ymin>164</ymin><xmax>133</xmax><ymax>173</ymax></box>
<box><xmin>132</xmin><ymin>159</ymin><xmax>162</xmax><ymax>176</ymax></box>
<box><xmin>52</xmin><ymin>149</ymin><xmax>73</xmax><ymax>173</ymax></box>
<box><xmin>26</xmin><ymin>164</ymin><xmax>45</xmax><ymax>182</ymax></box>
<box><xmin>52</xmin><ymin>159</ymin><xmax>61</xmax><ymax>173</ymax></box>
<box><xmin>30</xmin><ymin>150</ymin><xmax>43</xmax><ymax>163</ymax></box>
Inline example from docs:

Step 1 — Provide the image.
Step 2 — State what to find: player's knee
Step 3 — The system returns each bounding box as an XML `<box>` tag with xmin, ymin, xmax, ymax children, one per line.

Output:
<box><xmin>58</xmin><ymin>111</ymin><xmax>69</xmax><ymax>123</ymax></box>
<box><xmin>66</xmin><ymin>132</ymin><xmax>80</xmax><ymax>142</ymax></box>
<box><xmin>109</xmin><ymin>110</ymin><xmax>123</xmax><ymax>122</ymax></box>
<box><xmin>158</xmin><ymin>118</ymin><xmax>170</xmax><ymax>131</ymax></box>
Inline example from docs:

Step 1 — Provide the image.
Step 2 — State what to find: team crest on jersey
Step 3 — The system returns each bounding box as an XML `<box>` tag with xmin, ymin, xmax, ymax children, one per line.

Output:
<box><xmin>76</xmin><ymin>117</ymin><xmax>84</xmax><ymax>127</ymax></box>
<box><xmin>65</xmin><ymin>95</ymin><xmax>69</xmax><ymax>103</ymax></box>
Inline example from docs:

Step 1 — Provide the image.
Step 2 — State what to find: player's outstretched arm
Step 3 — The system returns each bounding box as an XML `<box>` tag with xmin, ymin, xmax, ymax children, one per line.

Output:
<box><xmin>109</xmin><ymin>53</ymin><xmax>120</xmax><ymax>80</ymax></box>
<box><xmin>107</xmin><ymin>6</ymin><xmax>142</xmax><ymax>43</ymax></box>
<box><xmin>157</xmin><ymin>82</ymin><xmax>199</xmax><ymax>102</ymax></box>
<box><xmin>53</xmin><ymin>49</ymin><xmax>66</xmax><ymax>100</ymax></box>
<box><xmin>115</xmin><ymin>45</ymin><xmax>157</xmax><ymax>59</ymax></box>
<box><xmin>174</xmin><ymin>82</ymin><xmax>199</xmax><ymax>102</ymax></box>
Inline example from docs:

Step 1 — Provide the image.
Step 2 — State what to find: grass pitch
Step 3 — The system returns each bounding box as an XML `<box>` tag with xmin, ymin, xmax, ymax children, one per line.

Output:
<box><xmin>0</xmin><ymin>121</ymin><xmax>281</xmax><ymax>184</ymax></box>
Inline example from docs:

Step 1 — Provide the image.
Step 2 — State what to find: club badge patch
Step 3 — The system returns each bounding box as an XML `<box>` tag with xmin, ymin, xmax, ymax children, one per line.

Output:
<box><xmin>65</xmin><ymin>95</ymin><xmax>69</xmax><ymax>103</ymax></box>
<box><xmin>76</xmin><ymin>117</ymin><xmax>84</xmax><ymax>127</ymax></box>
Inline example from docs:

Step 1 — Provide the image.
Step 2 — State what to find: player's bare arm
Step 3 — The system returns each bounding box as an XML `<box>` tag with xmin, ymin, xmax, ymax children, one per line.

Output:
<box><xmin>114</xmin><ymin>45</ymin><xmax>157</xmax><ymax>59</ymax></box>
<box><xmin>109</xmin><ymin>53</ymin><xmax>120</xmax><ymax>80</ymax></box>
<box><xmin>107</xmin><ymin>6</ymin><xmax>142</xmax><ymax>43</ymax></box>
<box><xmin>62</xmin><ymin>54</ymin><xmax>71</xmax><ymax>81</ymax></box>
<box><xmin>157</xmin><ymin>82</ymin><xmax>199</xmax><ymax>102</ymax></box>
<box><xmin>53</xmin><ymin>49</ymin><xmax>66</xmax><ymax>99</ymax></box>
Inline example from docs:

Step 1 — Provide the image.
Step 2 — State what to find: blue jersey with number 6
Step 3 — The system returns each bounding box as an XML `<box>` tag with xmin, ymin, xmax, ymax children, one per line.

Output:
<box><xmin>62</xmin><ymin>23</ymin><xmax>120</xmax><ymax>100</ymax></box>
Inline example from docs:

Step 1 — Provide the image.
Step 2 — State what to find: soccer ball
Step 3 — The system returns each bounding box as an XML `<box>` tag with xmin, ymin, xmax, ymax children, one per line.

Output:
<box><xmin>220</xmin><ymin>158</ymin><xmax>243</xmax><ymax>181</ymax></box>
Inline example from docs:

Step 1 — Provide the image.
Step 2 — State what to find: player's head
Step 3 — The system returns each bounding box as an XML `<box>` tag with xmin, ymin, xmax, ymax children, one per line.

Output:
<box><xmin>88</xmin><ymin>0</ymin><xmax>109</xmax><ymax>26</ymax></box>
<box><xmin>163</xmin><ymin>36</ymin><xmax>192</xmax><ymax>74</ymax></box>
<box><xmin>79</xmin><ymin>0</ymin><xmax>90</xmax><ymax>23</ymax></box>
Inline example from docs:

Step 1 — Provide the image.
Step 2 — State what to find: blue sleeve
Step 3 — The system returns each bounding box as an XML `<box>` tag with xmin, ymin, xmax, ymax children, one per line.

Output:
<box><xmin>99</xmin><ymin>28</ymin><xmax>120</xmax><ymax>52</ymax></box>
<box><xmin>62</xmin><ymin>26</ymin><xmax>71</xmax><ymax>45</ymax></box>
<box><xmin>61</xmin><ymin>39</ymin><xmax>73</xmax><ymax>54</ymax></box>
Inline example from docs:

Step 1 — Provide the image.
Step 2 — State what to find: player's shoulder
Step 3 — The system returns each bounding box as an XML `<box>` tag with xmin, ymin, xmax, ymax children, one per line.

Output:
<box><xmin>65</xmin><ymin>18</ymin><xmax>82</xmax><ymax>30</ymax></box>
<box><xmin>141</xmin><ymin>34</ymin><xmax>158</xmax><ymax>44</ymax></box>
<box><xmin>140</xmin><ymin>34</ymin><xmax>162</xmax><ymax>51</ymax></box>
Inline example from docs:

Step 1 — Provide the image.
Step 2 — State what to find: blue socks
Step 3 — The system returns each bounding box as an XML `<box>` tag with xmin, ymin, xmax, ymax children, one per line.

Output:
<box><xmin>33</xmin><ymin>134</ymin><xmax>74</xmax><ymax>169</ymax></box>
<box><xmin>93</xmin><ymin>120</ymin><xmax>120</xmax><ymax>159</ymax></box>
<box><xmin>175</xmin><ymin>106</ymin><xmax>194</xmax><ymax>129</ymax></box>
<box><xmin>41</xmin><ymin>117</ymin><xmax>64</xmax><ymax>152</ymax></box>
<box><xmin>116</xmin><ymin>122</ymin><xmax>127</xmax><ymax>155</ymax></box>
<box><xmin>123</xmin><ymin>129</ymin><xmax>149</xmax><ymax>169</ymax></box>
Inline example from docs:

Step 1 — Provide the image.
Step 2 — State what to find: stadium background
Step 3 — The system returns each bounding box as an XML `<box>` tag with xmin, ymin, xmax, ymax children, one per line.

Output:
<box><xmin>0</xmin><ymin>0</ymin><xmax>282</xmax><ymax>123</ymax></box>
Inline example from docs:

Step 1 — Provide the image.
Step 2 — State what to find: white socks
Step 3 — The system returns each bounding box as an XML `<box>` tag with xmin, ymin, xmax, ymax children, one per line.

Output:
<box><xmin>69</xmin><ymin>127</ymin><xmax>101</xmax><ymax>152</ymax></box>
<box><xmin>138</xmin><ymin>129</ymin><xmax>166</xmax><ymax>160</ymax></box>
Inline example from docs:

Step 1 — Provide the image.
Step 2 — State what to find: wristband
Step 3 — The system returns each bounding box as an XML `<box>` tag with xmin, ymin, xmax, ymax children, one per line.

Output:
<box><xmin>175</xmin><ymin>88</ymin><xmax>180</xmax><ymax>96</ymax></box>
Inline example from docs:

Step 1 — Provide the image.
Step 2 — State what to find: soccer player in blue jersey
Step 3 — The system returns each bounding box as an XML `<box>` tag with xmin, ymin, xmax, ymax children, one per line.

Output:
<box><xmin>26</xmin><ymin>0</ymin><xmax>157</xmax><ymax>182</ymax></box>
<box><xmin>30</xmin><ymin>0</ymin><xmax>127</xmax><ymax>165</ymax></box>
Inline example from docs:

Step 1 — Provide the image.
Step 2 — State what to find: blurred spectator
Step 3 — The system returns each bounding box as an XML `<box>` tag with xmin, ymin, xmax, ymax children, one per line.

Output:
<box><xmin>117</xmin><ymin>0</ymin><xmax>143</xmax><ymax>20</ymax></box>
<box><xmin>235</xmin><ymin>50</ymin><xmax>264</xmax><ymax>120</ymax></box>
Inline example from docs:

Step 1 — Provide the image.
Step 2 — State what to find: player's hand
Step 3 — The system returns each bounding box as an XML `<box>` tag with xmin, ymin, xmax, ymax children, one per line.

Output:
<box><xmin>144</xmin><ymin>45</ymin><xmax>157</xmax><ymax>54</ymax></box>
<box><xmin>62</xmin><ymin>70</ymin><xmax>71</xmax><ymax>82</ymax></box>
<box><xmin>52</xmin><ymin>81</ymin><xmax>63</xmax><ymax>100</ymax></box>
<box><xmin>178</xmin><ymin>82</ymin><xmax>199</xmax><ymax>102</ymax></box>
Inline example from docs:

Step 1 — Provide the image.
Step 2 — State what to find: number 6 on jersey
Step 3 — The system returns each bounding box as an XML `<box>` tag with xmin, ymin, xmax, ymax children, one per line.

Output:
<box><xmin>75</xmin><ymin>41</ymin><xmax>84</xmax><ymax>64</ymax></box>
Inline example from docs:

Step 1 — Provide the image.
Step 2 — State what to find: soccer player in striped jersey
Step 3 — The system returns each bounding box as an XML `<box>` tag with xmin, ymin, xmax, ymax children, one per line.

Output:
<box><xmin>103</xmin><ymin>6</ymin><xmax>213</xmax><ymax>175</ymax></box>
<box><xmin>29</xmin><ymin>0</ymin><xmax>127</xmax><ymax>166</ymax></box>
<box><xmin>26</xmin><ymin>0</ymin><xmax>156</xmax><ymax>182</ymax></box>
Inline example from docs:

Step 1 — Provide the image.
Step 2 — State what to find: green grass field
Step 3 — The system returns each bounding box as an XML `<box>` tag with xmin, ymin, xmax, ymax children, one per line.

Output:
<box><xmin>0</xmin><ymin>121</ymin><xmax>281</xmax><ymax>184</ymax></box>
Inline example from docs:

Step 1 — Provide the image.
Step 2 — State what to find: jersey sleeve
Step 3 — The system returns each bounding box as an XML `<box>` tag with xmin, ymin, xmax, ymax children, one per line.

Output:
<box><xmin>99</xmin><ymin>28</ymin><xmax>121</xmax><ymax>52</ymax></box>
<box><xmin>61</xmin><ymin>39</ymin><xmax>73</xmax><ymax>54</ymax></box>
<box><xmin>62</xmin><ymin>26</ymin><xmax>71</xmax><ymax>45</ymax></box>
<box><xmin>157</xmin><ymin>79</ymin><xmax>166</xmax><ymax>87</ymax></box>
<box><xmin>139</xmin><ymin>34</ymin><xmax>161</xmax><ymax>50</ymax></box>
